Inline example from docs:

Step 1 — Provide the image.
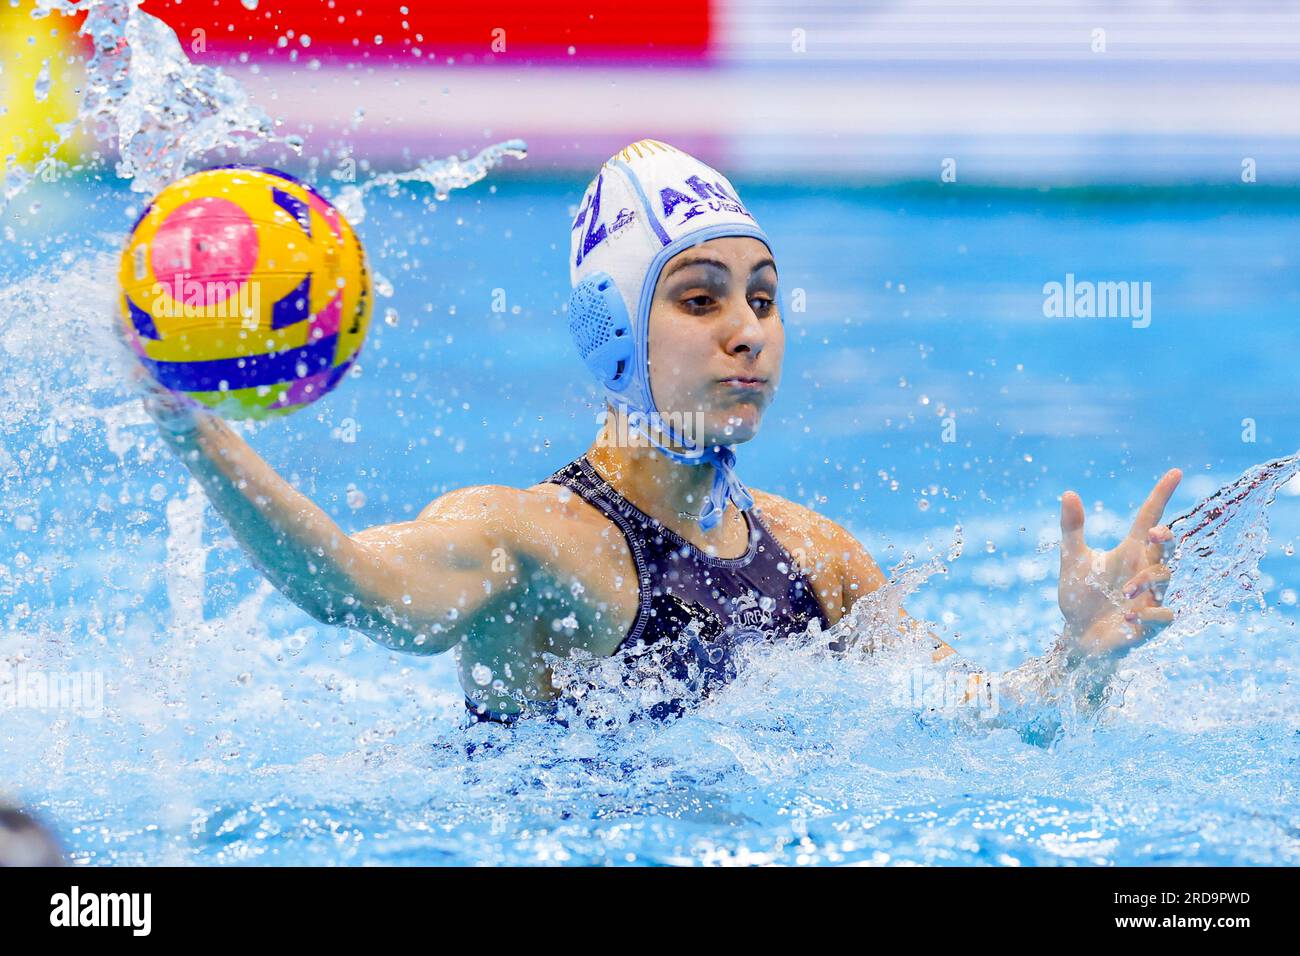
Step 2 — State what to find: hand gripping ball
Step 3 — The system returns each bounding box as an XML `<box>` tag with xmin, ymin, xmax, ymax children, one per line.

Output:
<box><xmin>117</xmin><ymin>165</ymin><xmax>372</xmax><ymax>419</ymax></box>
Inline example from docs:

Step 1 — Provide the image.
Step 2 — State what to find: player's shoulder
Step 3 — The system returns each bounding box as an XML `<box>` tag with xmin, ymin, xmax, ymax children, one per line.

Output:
<box><xmin>750</xmin><ymin>490</ymin><xmax>883</xmax><ymax>605</ymax></box>
<box><xmin>413</xmin><ymin>482</ymin><xmax>569</xmax><ymax>529</ymax></box>
<box><xmin>749</xmin><ymin>488</ymin><xmax>855</xmax><ymax>560</ymax></box>
<box><xmin>415</xmin><ymin>481</ymin><xmax>600</xmax><ymax>536</ymax></box>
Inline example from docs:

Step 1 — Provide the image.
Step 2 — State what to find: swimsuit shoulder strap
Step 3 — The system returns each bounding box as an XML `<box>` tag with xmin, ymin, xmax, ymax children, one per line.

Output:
<box><xmin>543</xmin><ymin>456</ymin><xmax>655</xmax><ymax>648</ymax></box>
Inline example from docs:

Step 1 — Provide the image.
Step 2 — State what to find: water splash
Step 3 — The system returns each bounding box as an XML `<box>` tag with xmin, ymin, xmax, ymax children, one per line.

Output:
<box><xmin>11</xmin><ymin>0</ymin><xmax>295</xmax><ymax>208</ymax></box>
<box><xmin>331</xmin><ymin>140</ymin><xmax>529</xmax><ymax>224</ymax></box>
<box><xmin>10</xmin><ymin>3</ymin><xmax>525</xmax><ymax>220</ymax></box>
<box><xmin>543</xmin><ymin>454</ymin><xmax>1300</xmax><ymax>754</ymax></box>
<box><xmin>1165</xmin><ymin>451</ymin><xmax>1300</xmax><ymax>634</ymax></box>
<box><xmin>0</xmin><ymin>238</ymin><xmax>1297</xmax><ymax>863</ymax></box>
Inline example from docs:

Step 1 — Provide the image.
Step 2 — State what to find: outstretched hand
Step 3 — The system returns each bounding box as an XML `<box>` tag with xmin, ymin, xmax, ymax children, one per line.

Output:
<box><xmin>111</xmin><ymin>313</ymin><xmax>204</xmax><ymax>436</ymax></box>
<box><xmin>1058</xmin><ymin>468</ymin><xmax>1182</xmax><ymax>661</ymax></box>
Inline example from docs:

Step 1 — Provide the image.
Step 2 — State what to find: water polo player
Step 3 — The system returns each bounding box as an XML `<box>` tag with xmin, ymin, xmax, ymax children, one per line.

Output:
<box><xmin>128</xmin><ymin>139</ymin><xmax>1181</xmax><ymax>724</ymax></box>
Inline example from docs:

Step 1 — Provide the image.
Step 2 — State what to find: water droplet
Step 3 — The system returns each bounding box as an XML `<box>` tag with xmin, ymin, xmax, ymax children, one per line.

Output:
<box><xmin>240</xmin><ymin>0</ymin><xmax>259</xmax><ymax>10</ymax></box>
<box><xmin>346</xmin><ymin>484</ymin><xmax>366</xmax><ymax>510</ymax></box>
<box><xmin>33</xmin><ymin>59</ymin><xmax>50</xmax><ymax>103</ymax></box>
<box><xmin>383</xmin><ymin>307</ymin><xmax>399</xmax><ymax>327</ymax></box>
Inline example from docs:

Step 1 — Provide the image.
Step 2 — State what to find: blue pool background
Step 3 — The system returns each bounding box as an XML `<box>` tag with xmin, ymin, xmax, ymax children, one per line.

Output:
<box><xmin>1</xmin><ymin>172</ymin><xmax>1298</xmax><ymax>864</ymax></box>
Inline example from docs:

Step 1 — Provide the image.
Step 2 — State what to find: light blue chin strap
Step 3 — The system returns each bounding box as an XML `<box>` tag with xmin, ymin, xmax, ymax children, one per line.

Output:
<box><xmin>609</xmin><ymin>399</ymin><xmax>755</xmax><ymax>532</ymax></box>
<box><xmin>694</xmin><ymin>444</ymin><xmax>756</xmax><ymax>531</ymax></box>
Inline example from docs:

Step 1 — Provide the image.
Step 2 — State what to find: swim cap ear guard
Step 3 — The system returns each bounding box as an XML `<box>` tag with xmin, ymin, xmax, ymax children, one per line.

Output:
<box><xmin>566</xmin><ymin>140</ymin><xmax>777</xmax><ymax>532</ymax></box>
<box><xmin>569</xmin><ymin>272</ymin><xmax>634</xmax><ymax>392</ymax></box>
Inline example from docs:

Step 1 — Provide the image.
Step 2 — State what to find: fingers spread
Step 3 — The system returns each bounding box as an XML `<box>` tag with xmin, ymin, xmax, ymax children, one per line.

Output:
<box><xmin>1060</xmin><ymin>490</ymin><xmax>1086</xmax><ymax>558</ymax></box>
<box><xmin>1128</xmin><ymin>469</ymin><xmax>1182</xmax><ymax>538</ymax></box>
<box><xmin>140</xmin><ymin>377</ymin><xmax>203</xmax><ymax>434</ymax></box>
<box><xmin>1145</xmin><ymin>524</ymin><xmax>1174</xmax><ymax>564</ymax></box>
<box><xmin>1128</xmin><ymin>468</ymin><xmax>1183</xmax><ymax>541</ymax></box>
<box><xmin>1124</xmin><ymin>605</ymin><xmax>1174</xmax><ymax>638</ymax></box>
<box><xmin>1123</xmin><ymin>563</ymin><xmax>1171</xmax><ymax>600</ymax></box>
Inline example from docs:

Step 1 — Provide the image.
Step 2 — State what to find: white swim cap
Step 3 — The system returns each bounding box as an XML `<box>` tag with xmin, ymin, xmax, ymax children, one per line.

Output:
<box><xmin>567</xmin><ymin>140</ymin><xmax>776</xmax><ymax>531</ymax></box>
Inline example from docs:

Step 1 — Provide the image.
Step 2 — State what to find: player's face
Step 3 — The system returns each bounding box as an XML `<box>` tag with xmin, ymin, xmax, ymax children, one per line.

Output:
<box><xmin>646</xmin><ymin>237</ymin><xmax>783</xmax><ymax>447</ymax></box>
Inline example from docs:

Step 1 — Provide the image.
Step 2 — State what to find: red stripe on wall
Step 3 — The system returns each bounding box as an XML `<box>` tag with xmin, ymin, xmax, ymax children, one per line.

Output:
<box><xmin>141</xmin><ymin>0</ymin><xmax>712</xmax><ymax>61</ymax></box>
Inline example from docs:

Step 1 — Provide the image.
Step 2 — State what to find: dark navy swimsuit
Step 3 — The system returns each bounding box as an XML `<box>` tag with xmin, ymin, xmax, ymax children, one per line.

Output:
<box><xmin>464</xmin><ymin>455</ymin><xmax>831</xmax><ymax>725</ymax></box>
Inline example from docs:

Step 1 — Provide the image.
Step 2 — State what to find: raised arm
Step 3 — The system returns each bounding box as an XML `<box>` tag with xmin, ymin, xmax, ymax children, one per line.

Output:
<box><xmin>812</xmin><ymin>517</ymin><xmax>1071</xmax><ymax>741</ymax></box>
<box><xmin>827</xmin><ymin>520</ymin><xmax>958</xmax><ymax>662</ymax></box>
<box><xmin>826</xmin><ymin>475</ymin><xmax>1180</xmax><ymax>741</ymax></box>
<box><xmin>140</xmin><ymin>374</ymin><xmax>525</xmax><ymax>654</ymax></box>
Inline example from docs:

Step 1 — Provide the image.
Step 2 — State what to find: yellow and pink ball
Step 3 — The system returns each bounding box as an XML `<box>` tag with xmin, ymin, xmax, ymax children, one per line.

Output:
<box><xmin>117</xmin><ymin>165</ymin><xmax>372</xmax><ymax>419</ymax></box>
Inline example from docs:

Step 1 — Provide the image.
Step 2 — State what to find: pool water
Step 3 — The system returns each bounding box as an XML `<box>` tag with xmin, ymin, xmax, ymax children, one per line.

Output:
<box><xmin>1</xmin><ymin>174</ymin><xmax>1298</xmax><ymax>865</ymax></box>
